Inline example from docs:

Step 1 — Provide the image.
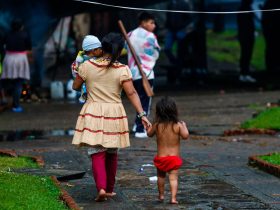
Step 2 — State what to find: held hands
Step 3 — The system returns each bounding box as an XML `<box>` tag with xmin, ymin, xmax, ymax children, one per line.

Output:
<box><xmin>138</xmin><ymin>111</ymin><xmax>151</xmax><ymax>129</ymax></box>
<box><xmin>180</xmin><ymin>120</ymin><xmax>187</xmax><ymax>127</ymax></box>
<box><xmin>141</xmin><ymin>116</ymin><xmax>151</xmax><ymax>130</ymax></box>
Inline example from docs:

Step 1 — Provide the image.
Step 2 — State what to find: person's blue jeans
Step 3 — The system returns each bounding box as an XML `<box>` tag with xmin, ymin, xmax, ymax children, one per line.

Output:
<box><xmin>133</xmin><ymin>79</ymin><xmax>154</xmax><ymax>133</ymax></box>
<box><xmin>1</xmin><ymin>78</ymin><xmax>24</xmax><ymax>108</ymax></box>
<box><xmin>12</xmin><ymin>78</ymin><xmax>24</xmax><ymax>108</ymax></box>
<box><xmin>3</xmin><ymin>78</ymin><xmax>24</xmax><ymax>108</ymax></box>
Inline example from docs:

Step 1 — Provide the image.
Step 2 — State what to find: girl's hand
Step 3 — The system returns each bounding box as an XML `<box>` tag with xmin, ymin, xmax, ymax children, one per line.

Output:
<box><xmin>141</xmin><ymin>116</ymin><xmax>151</xmax><ymax>129</ymax></box>
<box><xmin>180</xmin><ymin>121</ymin><xmax>186</xmax><ymax>126</ymax></box>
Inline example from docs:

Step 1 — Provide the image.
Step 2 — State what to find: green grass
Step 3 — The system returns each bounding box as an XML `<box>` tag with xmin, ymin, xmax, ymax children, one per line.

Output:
<box><xmin>207</xmin><ymin>30</ymin><xmax>265</xmax><ymax>71</ymax></box>
<box><xmin>259</xmin><ymin>153</ymin><xmax>280</xmax><ymax>166</ymax></box>
<box><xmin>0</xmin><ymin>156</ymin><xmax>68</xmax><ymax>210</ymax></box>
<box><xmin>241</xmin><ymin>107</ymin><xmax>280</xmax><ymax>130</ymax></box>
<box><xmin>0</xmin><ymin>172</ymin><xmax>68</xmax><ymax>210</ymax></box>
<box><xmin>0</xmin><ymin>156</ymin><xmax>38</xmax><ymax>171</ymax></box>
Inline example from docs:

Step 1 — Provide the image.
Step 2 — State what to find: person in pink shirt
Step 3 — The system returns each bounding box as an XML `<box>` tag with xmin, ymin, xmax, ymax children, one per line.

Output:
<box><xmin>127</xmin><ymin>12</ymin><xmax>160</xmax><ymax>138</ymax></box>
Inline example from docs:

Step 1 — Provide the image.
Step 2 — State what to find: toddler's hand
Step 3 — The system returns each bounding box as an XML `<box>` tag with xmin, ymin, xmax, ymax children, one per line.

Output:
<box><xmin>180</xmin><ymin>121</ymin><xmax>187</xmax><ymax>127</ymax></box>
<box><xmin>141</xmin><ymin>116</ymin><xmax>151</xmax><ymax>129</ymax></box>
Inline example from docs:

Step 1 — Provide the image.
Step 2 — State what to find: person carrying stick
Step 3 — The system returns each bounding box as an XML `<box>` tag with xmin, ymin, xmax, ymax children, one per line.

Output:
<box><xmin>122</xmin><ymin>12</ymin><xmax>160</xmax><ymax>138</ymax></box>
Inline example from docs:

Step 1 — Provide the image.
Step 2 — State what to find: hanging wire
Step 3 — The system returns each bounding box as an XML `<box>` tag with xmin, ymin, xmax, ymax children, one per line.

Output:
<box><xmin>73</xmin><ymin>0</ymin><xmax>280</xmax><ymax>14</ymax></box>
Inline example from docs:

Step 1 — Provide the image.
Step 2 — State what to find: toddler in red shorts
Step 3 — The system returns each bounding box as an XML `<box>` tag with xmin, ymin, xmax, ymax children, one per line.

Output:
<box><xmin>147</xmin><ymin>97</ymin><xmax>189</xmax><ymax>204</ymax></box>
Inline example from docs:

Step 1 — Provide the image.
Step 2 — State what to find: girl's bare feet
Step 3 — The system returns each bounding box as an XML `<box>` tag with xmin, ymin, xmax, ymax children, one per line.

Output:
<box><xmin>95</xmin><ymin>189</ymin><xmax>107</xmax><ymax>202</ymax></box>
<box><xmin>105</xmin><ymin>192</ymin><xmax>117</xmax><ymax>197</ymax></box>
<box><xmin>170</xmin><ymin>199</ymin><xmax>178</xmax><ymax>204</ymax></box>
<box><xmin>158</xmin><ymin>194</ymin><xmax>164</xmax><ymax>202</ymax></box>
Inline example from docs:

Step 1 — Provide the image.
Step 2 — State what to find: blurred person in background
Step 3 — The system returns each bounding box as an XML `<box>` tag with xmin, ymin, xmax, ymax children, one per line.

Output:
<box><xmin>1</xmin><ymin>19</ymin><xmax>32</xmax><ymax>112</ymax></box>
<box><xmin>261</xmin><ymin>0</ymin><xmax>280</xmax><ymax>74</ymax></box>
<box><xmin>237</xmin><ymin>0</ymin><xmax>256</xmax><ymax>83</ymax></box>
<box><xmin>0</xmin><ymin>28</ymin><xmax>6</xmax><ymax>106</ymax></box>
<box><xmin>164</xmin><ymin>0</ymin><xmax>194</xmax><ymax>84</ymax></box>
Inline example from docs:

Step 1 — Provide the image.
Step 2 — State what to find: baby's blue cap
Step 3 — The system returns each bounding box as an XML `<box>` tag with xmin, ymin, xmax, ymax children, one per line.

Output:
<box><xmin>82</xmin><ymin>35</ymin><xmax>101</xmax><ymax>51</ymax></box>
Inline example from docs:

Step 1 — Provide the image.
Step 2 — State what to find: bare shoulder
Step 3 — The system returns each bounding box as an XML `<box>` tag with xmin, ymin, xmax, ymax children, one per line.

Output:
<box><xmin>178</xmin><ymin>121</ymin><xmax>189</xmax><ymax>140</ymax></box>
<box><xmin>173</xmin><ymin>122</ymin><xmax>181</xmax><ymax>134</ymax></box>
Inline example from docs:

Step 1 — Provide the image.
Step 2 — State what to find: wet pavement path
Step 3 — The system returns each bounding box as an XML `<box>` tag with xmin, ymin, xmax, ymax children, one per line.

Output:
<box><xmin>1</xmin><ymin>90</ymin><xmax>280</xmax><ymax>209</ymax></box>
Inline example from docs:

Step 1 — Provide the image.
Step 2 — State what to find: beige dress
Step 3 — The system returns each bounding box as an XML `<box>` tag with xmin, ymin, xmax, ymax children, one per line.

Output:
<box><xmin>72</xmin><ymin>58</ymin><xmax>132</xmax><ymax>148</ymax></box>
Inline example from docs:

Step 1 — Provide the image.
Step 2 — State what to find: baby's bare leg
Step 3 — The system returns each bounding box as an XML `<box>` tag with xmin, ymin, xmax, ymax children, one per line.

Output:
<box><xmin>157</xmin><ymin>169</ymin><xmax>166</xmax><ymax>201</ymax></box>
<box><xmin>169</xmin><ymin>169</ymin><xmax>179</xmax><ymax>204</ymax></box>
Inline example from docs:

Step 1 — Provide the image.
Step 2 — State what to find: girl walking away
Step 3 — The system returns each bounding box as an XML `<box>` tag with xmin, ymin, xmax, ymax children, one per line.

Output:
<box><xmin>1</xmin><ymin>19</ymin><xmax>32</xmax><ymax>112</ymax></box>
<box><xmin>72</xmin><ymin>33</ymin><xmax>151</xmax><ymax>202</ymax></box>
<box><xmin>147</xmin><ymin>97</ymin><xmax>189</xmax><ymax>204</ymax></box>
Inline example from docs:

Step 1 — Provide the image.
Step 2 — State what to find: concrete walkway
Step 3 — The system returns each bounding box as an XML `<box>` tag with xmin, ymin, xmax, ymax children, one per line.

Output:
<box><xmin>0</xmin><ymin>90</ymin><xmax>280</xmax><ymax>209</ymax></box>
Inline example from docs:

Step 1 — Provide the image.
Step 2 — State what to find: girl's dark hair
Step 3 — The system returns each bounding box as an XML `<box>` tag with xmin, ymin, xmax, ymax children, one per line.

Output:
<box><xmin>155</xmin><ymin>97</ymin><xmax>178</xmax><ymax>124</ymax></box>
<box><xmin>101</xmin><ymin>32</ymin><xmax>124</xmax><ymax>68</ymax></box>
<box><xmin>11</xmin><ymin>19</ymin><xmax>23</xmax><ymax>32</ymax></box>
<box><xmin>138</xmin><ymin>12</ymin><xmax>155</xmax><ymax>24</ymax></box>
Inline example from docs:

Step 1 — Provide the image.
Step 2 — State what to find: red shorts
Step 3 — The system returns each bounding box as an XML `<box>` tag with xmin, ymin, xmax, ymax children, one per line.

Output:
<box><xmin>153</xmin><ymin>156</ymin><xmax>182</xmax><ymax>172</ymax></box>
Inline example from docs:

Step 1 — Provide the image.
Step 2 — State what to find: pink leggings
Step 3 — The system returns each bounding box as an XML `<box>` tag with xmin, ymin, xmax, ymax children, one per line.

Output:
<box><xmin>91</xmin><ymin>151</ymin><xmax>117</xmax><ymax>193</ymax></box>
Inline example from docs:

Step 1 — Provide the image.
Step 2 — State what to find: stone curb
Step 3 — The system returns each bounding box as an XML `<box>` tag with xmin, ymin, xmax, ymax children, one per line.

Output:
<box><xmin>0</xmin><ymin>150</ymin><xmax>80</xmax><ymax>210</ymax></box>
<box><xmin>0</xmin><ymin>149</ymin><xmax>18</xmax><ymax>157</ymax></box>
<box><xmin>224</xmin><ymin>128</ymin><xmax>277</xmax><ymax>136</ymax></box>
<box><xmin>248</xmin><ymin>153</ymin><xmax>280</xmax><ymax>178</ymax></box>
<box><xmin>51</xmin><ymin>176</ymin><xmax>80</xmax><ymax>210</ymax></box>
<box><xmin>0</xmin><ymin>149</ymin><xmax>45</xmax><ymax>167</ymax></box>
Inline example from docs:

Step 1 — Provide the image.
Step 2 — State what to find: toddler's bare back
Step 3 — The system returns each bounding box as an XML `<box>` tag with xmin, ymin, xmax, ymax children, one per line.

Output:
<box><xmin>155</xmin><ymin>123</ymin><xmax>181</xmax><ymax>157</ymax></box>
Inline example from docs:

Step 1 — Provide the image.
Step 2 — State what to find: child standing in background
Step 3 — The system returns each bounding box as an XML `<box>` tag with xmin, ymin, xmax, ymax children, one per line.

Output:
<box><xmin>71</xmin><ymin>35</ymin><xmax>103</xmax><ymax>103</ymax></box>
<box><xmin>1</xmin><ymin>19</ymin><xmax>32</xmax><ymax>112</ymax></box>
<box><xmin>127</xmin><ymin>12</ymin><xmax>160</xmax><ymax>138</ymax></box>
<box><xmin>147</xmin><ymin>97</ymin><xmax>189</xmax><ymax>204</ymax></box>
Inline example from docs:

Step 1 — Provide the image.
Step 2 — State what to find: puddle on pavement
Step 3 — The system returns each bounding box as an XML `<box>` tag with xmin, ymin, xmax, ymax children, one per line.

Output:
<box><xmin>0</xmin><ymin>129</ymin><xmax>75</xmax><ymax>141</ymax></box>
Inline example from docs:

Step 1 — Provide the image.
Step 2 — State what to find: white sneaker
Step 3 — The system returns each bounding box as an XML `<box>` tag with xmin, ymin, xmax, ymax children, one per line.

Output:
<box><xmin>78</xmin><ymin>94</ymin><xmax>86</xmax><ymax>103</ymax></box>
<box><xmin>239</xmin><ymin>75</ymin><xmax>245</xmax><ymax>82</ymax></box>
<box><xmin>135</xmin><ymin>131</ymin><xmax>148</xmax><ymax>138</ymax></box>
<box><xmin>239</xmin><ymin>75</ymin><xmax>256</xmax><ymax>83</ymax></box>
<box><xmin>132</xmin><ymin>124</ymin><xmax>137</xmax><ymax>132</ymax></box>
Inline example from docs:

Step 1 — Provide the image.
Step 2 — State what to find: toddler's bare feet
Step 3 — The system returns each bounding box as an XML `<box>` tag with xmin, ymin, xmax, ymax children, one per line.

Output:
<box><xmin>95</xmin><ymin>189</ymin><xmax>107</xmax><ymax>202</ymax></box>
<box><xmin>105</xmin><ymin>192</ymin><xmax>117</xmax><ymax>197</ymax></box>
<box><xmin>158</xmin><ymin>194</ymin><xmax>164</xmax><ymax>202</ymax></box>
<box><xmin>170</xmin><ymin>199</ymin><xmax>178</xmax><ymax>204</ymax></box>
